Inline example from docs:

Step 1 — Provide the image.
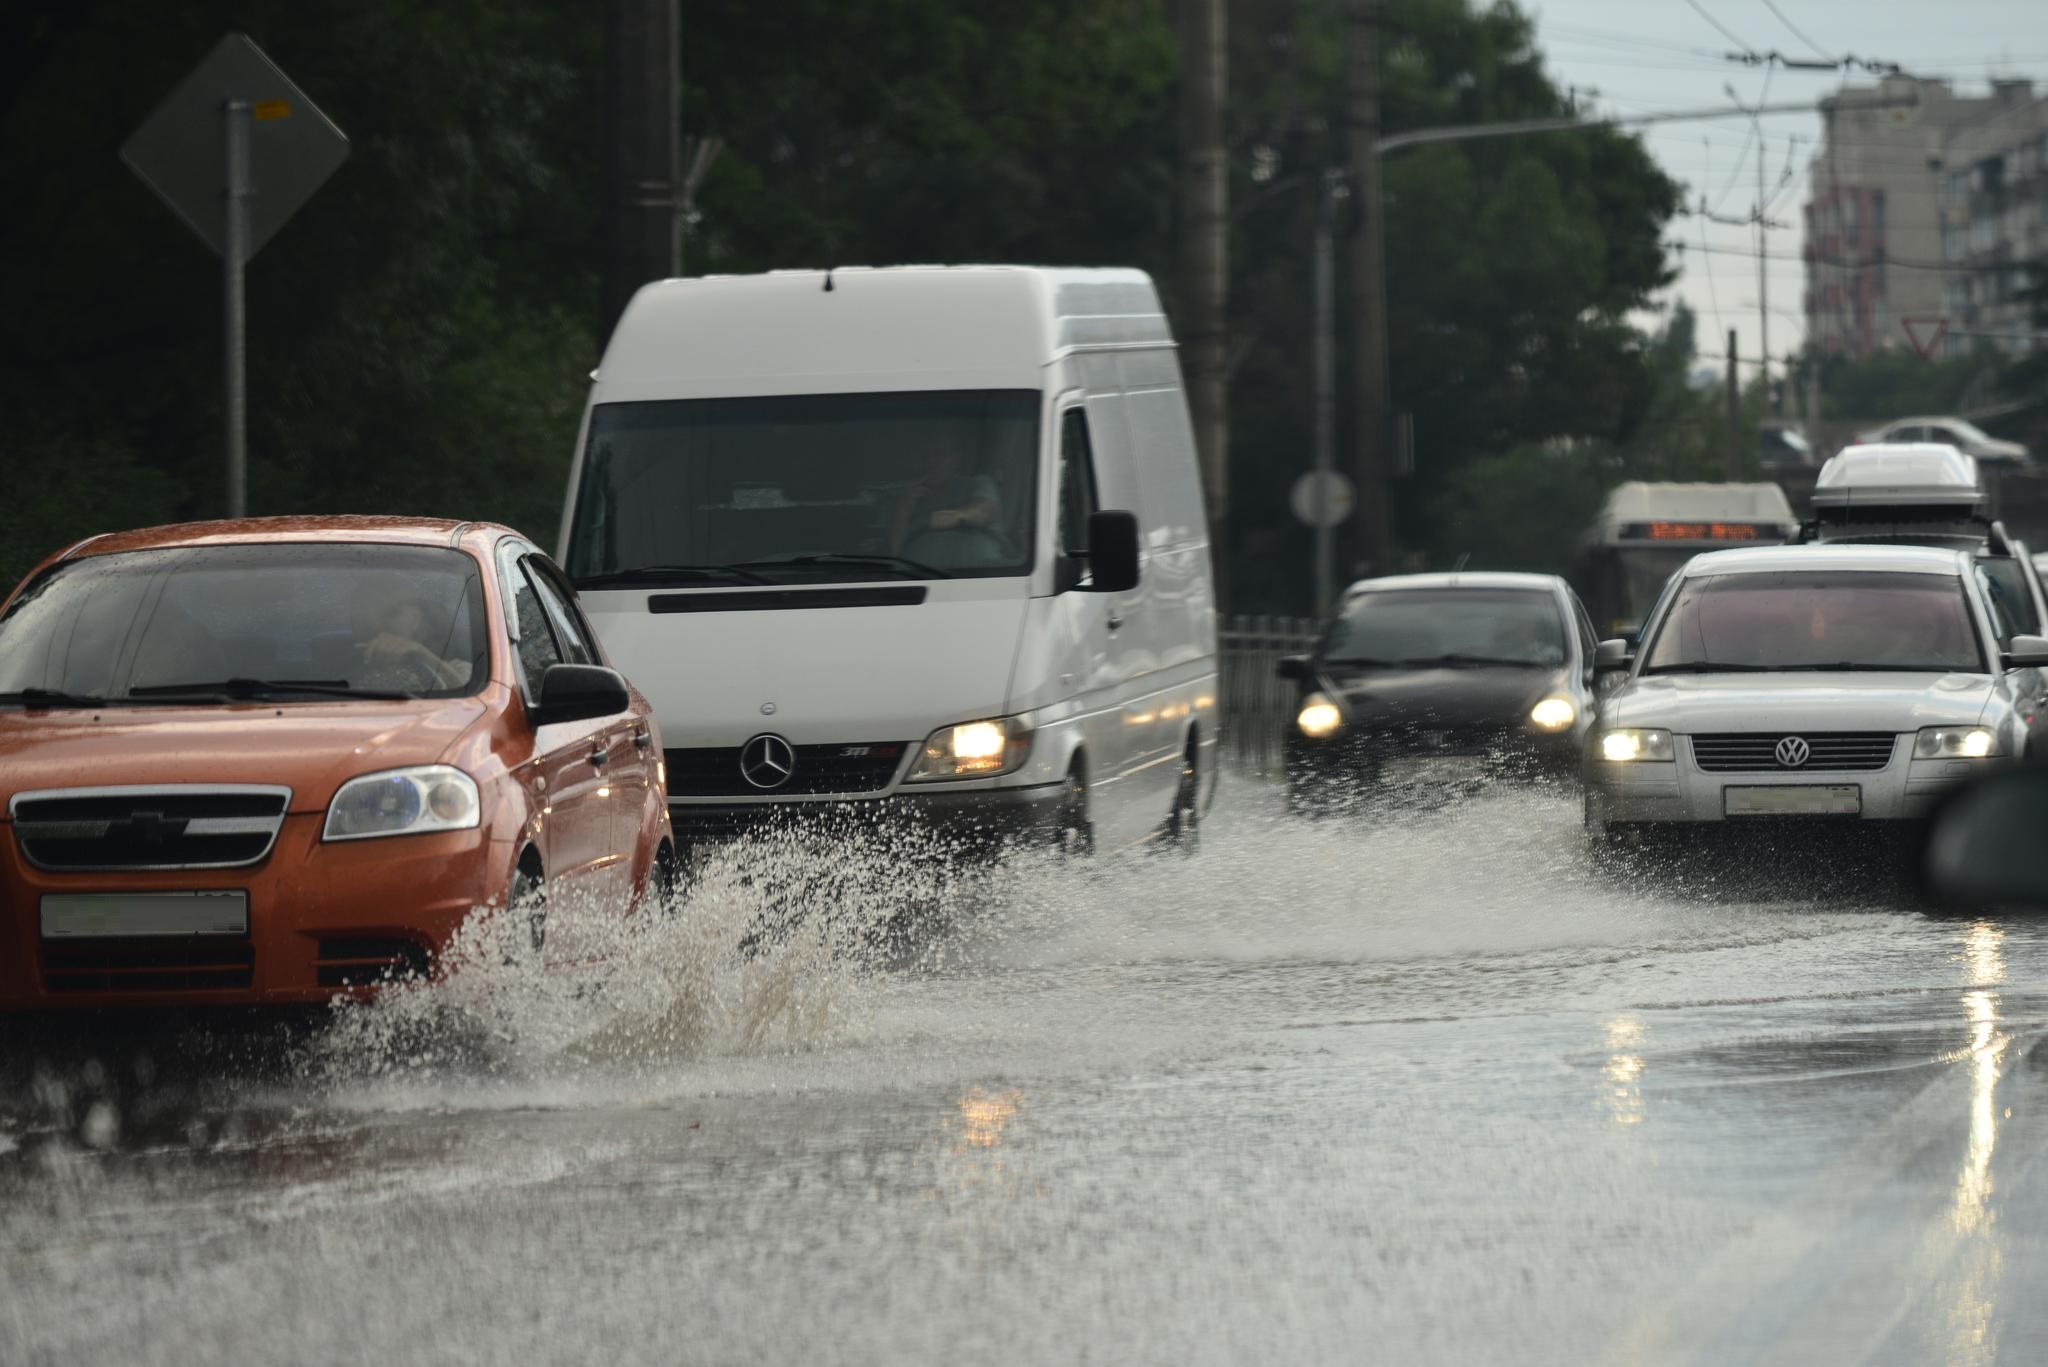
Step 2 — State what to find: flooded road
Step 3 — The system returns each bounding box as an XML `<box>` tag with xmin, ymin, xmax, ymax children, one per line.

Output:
<box><xmin>5</xmin><ymin>787</ymin><xmax>2046</xmax><ymax>1366</ymax></box>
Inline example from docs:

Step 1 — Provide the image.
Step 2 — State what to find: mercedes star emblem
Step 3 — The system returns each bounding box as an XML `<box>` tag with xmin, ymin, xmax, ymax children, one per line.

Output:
<box><xmin>1774</xmin><ymin>735</ymin><xmax>1811</xmax><ymax>769</ymax></box>
<box><xmin>739</xmin><ymin>733</ymin><xmax>797</xmax><ymax>790</ymax></box>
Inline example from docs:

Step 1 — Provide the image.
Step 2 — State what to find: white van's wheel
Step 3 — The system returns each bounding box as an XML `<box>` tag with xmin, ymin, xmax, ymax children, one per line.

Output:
<box><xmin>1165</xmin><ymin>741</ymin><xmax>1200</xmax><ymax>855</ymax></box>
<box><xmin>1056</xmin><ymin>768</ymin><xmax>1094</xmax><ymax>860</ymax></box>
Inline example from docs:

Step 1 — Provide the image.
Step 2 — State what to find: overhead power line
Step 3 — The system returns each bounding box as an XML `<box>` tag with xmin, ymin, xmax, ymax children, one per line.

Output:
<box><xmin>1683</xmin><ymin>0</ymin><xmax>1759</xmax><ymax>57</ymax></box>
<box><xmin>1758</xmin><ymin>0</ymin><xmax>1837</xmax><ymax>62</ymax></box>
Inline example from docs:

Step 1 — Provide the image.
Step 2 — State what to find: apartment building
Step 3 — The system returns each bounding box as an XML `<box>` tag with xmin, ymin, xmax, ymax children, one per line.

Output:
<box><xmin>1804</xmin><ymin>76</ymin><xmax>2010</xmax><ymax>358</ymax></box>
<box><xmin>1939</xmin><ymin>82</ymin><xmax>2048</xmax><ymax>356</ymax></box>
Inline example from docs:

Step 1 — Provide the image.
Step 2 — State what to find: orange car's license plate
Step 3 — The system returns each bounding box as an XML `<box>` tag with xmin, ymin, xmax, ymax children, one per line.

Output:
<box><xmin>40</xmin><ymin>891</ymin><xmax>249</xmax><ymax>939</ymax></box>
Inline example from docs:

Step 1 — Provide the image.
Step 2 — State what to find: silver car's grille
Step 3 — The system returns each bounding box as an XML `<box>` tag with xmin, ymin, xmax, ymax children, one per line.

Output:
<box><xmin>10</xmin><ymin>785</ymin><xmax>292</xmax><ymax>870</ymax></box>
<box><xmin>1689</xmin><ymin>733</ymin><xmax>1899</xmax><ymax>773</ymax></box>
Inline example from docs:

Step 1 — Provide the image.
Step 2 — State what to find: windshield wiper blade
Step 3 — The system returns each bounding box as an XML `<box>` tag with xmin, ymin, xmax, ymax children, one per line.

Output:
<box><xmin>0</xmin><ymin>687</ymin><xmax>122</xmax><ymax>709</ymax></box>
<box><xmin>128</xmin><ymin>678</ymin><xmax>411</xmax><ymax>701</ymax></box>
<box><xmin>1642</xmin><ymin>662</ymin><xmax>1774</xmax><ymax>674</ymax></box>
<box><xmin>1381</xmin><ymin>653</ymin><xmax>1551</xmax><ymax>669</ymax></box>
<box><xmin>731</xmin><ymin>553</ymin><xmax>954</xmax><ymax>580</ymax></box>
<box><xmin>574</xmin><ymin>563</ymin><xmax>777</xmax><ymax>588</ymax></box>
<box><xmin>1768</xmin><ymin>662</ymin><xmax>1970</xmax><ymax>673</ymax></box>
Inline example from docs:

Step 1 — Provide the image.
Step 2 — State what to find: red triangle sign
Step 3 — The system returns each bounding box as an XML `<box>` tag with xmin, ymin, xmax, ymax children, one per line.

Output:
<box><xmin>1901</xmin><ymin>316</ymin><xmax>1949</xmax><ymax>361</ymax></box>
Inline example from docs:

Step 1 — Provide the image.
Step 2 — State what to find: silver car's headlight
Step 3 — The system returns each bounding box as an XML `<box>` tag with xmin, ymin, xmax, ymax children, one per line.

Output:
<box><xmin>1598</xmin><ymin>728</ymin><xmax>1675</xmax><ymax>763</ymax></box>
<box><xmin>323</xmin><ymin>765</ymin><xmax>481</xmax><ymax>841</ymax></box>
<box><xmin>1914</xmin><ymin>726</ymin><xmax>1999</xmax><ymax>759</ymax></box>
<box><xmin>906</xmin><ymin>717</ymin><xmax>1032</xmax><ymax>781</ymax></box>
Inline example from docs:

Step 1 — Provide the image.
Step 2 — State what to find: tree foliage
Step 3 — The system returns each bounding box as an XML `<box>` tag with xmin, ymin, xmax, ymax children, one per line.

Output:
<box><xmin>1</xmin><ymin>0</ymin><xmax>1684</xmax><ymax>610</ymax></box>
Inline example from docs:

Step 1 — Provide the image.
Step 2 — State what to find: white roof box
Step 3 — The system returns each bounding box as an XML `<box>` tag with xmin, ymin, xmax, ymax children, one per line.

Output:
<box><xmin>1812</xmin><ymin>443</ymin><xmax>1984</xmax><ymax>512</ymax></box>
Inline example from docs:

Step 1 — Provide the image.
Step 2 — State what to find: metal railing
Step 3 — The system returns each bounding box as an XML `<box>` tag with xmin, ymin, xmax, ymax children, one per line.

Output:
<box><xmin>1217</xmin><ymin>614</ymin><xmax>1321</xmax><ymax>777</ymax></box>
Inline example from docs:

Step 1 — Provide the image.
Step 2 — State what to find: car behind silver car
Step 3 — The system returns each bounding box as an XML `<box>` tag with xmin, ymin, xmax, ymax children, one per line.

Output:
<box><xmin>1584</xmin><ymin>544</ymin><xmax>2048</xmax><ymax>839</ymax></box>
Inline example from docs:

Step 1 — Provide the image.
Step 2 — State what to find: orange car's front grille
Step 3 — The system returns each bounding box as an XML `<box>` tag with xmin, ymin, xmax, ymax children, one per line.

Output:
<box><xmin>11</xmin><ymin>786</ymin><xmax>291</xmax><ymax>871</ymax></box>
<box><xmin>40</xmin><ymin>937</ymin><xmax>255</xmax><ymax>993</ymax></box>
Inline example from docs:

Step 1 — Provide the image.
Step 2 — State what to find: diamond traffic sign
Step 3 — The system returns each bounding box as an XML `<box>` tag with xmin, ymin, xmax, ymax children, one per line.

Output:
<box><xmin>120</xmin><ymin>33</ymin><xmax>348</xmax><ymax>261</ymax></box>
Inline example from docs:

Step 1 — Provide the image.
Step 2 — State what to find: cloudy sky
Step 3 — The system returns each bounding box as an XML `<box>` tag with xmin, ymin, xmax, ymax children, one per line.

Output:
<box><xmin>1526</xmin><ymin>0</ymin><xmax>2048</xmax><ymax>379</ymax></box>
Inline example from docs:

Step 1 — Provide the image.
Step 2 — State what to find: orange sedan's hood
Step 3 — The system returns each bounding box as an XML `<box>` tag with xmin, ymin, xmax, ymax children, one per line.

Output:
<box><xmin>0</xmin><ymin>699</ymin><xmax>491</xmax><ymax>815</ymax></box>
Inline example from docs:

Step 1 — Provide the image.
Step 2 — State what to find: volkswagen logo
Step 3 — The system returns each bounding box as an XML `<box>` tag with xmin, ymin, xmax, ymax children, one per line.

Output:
<box><xmin>739</xmin><ymin>733</ymin><xmax>797</xmax><ymax>790</ymax></box>
<box><xmin>1774</xmin><ymin>735</ymin><xmax>1811</xmax><ymax>769</ymax></box>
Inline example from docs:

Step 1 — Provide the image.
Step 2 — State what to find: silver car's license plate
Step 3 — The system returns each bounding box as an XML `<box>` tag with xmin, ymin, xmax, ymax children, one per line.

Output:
<box><xmin>40</xmin><ymin>891</ymin><xmax>249</xmax><ymax>939</ymax></box>
<box><xmin>1723</xmin><ymin>785</ymin><xmax>1861</xmax><ymax>817</ymax></box>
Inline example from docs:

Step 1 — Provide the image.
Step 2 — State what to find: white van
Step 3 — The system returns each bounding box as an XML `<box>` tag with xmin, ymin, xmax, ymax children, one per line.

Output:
<box><xmin>556</xmin><ymin>266</ymin><xmax>1218</xmax><ymax>858</ymax></box>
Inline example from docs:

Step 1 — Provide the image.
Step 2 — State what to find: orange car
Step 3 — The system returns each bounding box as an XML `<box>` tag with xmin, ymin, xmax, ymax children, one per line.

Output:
<box><xmin>0</xmin><ymin>516</ymin><xmax>674</xmax><ymax>1009</ymax></box>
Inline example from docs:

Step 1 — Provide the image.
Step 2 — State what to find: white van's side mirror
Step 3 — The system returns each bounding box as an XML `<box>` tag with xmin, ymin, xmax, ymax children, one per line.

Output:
<box><xmin>1079</xmin><ymin>511</ymin><xmax>1140</xmax><ymax>594</ymax></box>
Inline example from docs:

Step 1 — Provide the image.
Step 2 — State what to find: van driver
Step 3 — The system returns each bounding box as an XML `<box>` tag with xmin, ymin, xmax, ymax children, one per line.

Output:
<box><xmin>891</xmin><ymin>446</ymin><xmax>1002</xmax><ymax>552</ymax></box>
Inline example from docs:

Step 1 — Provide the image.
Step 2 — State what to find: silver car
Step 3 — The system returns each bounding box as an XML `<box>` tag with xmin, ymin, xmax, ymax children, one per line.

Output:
<box><xmin>1584</xmin><ymin>544</ymin><xmax>2048</xmax><ymax>838</ymax></box>
<box><xmin>1851</xmin><ymin>416</ymin><xmax>2029</xmax><ymax>468</ymax></box>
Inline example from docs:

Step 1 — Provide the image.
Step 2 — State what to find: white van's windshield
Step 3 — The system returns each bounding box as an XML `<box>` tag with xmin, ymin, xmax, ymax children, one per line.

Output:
<box><xmin>568</xmin><ymin>391</ymin><xmax>1041</xmax><ymax>584</ymax></box>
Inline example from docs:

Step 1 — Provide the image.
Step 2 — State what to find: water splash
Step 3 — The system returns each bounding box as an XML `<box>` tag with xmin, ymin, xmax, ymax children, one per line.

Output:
<box><xmin>310</xmin><ymin>819</ymin><xmax>974</xmax><ymax>1083</ymax></box>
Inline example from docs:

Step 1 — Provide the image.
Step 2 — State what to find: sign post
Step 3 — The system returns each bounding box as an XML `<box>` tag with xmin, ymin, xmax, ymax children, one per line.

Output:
<box><xmin>122</xmin><ymin>35</ymin><xmax>348</xmax><ymax>518</ymax></box>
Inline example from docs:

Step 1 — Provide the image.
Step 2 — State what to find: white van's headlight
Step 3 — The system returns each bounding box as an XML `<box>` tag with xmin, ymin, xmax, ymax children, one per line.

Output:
<box><xmin>1599</xmin><ymin>729</ymin><xmax>1674</xmax><ymax>762</ymax></box>
<box><xmin>1296</xmin><ymin>693</ymin><xmax>1343</xmax><ymax>739</ymax></box>
<box><xmin>1529</xmin><ymin>697</ymin><xmax>1576</xmax><ymax>730</ymax></box>
<box><xmin>906</xmin><ymin>717</ymin><xmax>1032</xmax><ymax>781</ymax></box>
<box><xmin>324</xmin><ymin>765</ymin><xmax>481</xmax><ymax>841</ymax></box>
<box><xmin>1914</xmin><ymin>726</ymin><xmax>1998</xmax><ymax>759</ymax></box>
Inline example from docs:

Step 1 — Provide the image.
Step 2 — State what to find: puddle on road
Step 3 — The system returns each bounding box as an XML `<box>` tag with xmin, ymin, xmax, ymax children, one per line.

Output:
<box><xmin>0</xmin><ymin>783</ymin><xmax>1959</xmax><ymax>1158</ymax></box>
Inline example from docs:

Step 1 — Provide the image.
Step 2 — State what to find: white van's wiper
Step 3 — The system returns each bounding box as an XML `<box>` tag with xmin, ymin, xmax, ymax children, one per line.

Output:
<box><xmin>129</xmin><ymin>678</ymin><xmax>411</xmax><ymax>701</ymax></box>
<box><xmin>0</xmin><ymin>687</ymin><xmax>133</xmax><ymax>709</ymax></box>
<box><xmin>732</xmin><ymin>553</ymin><xmax>954</xmax><ymax>580</ymax></box>
<box><xmin>1641</xmin><ymin>661</ymin><xmax>1772</xmax><ymax>674</ymax></box>
<box><xmin>576</xmin><ymin>563</ymin><xmax>777</xmax><ymax>588</ymax></box>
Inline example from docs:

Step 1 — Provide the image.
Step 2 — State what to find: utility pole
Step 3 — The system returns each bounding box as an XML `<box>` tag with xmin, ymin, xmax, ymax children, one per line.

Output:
<box><xmin>1756</xmin><ymin>146</ymin><xmax>1772</xmax><ymax>415</ymax></box>
<box><xmin>1725</xmin><ymin>330</ymin><xmax>1743</xmax><ymax>479</ymax></box>
<box><xmin>1312</xmin><ymin>170</ymin><xmax>1341</xmax><ymax>617</ymax></box>
<box><xmin>602</xmin><ymin>0</ymin><xmax>680</xmax><ymax>341</ymax></box>
<box><xmin>222</xmin><ymin>98</ymin><xmax>250</xmax><ymax>519</ymax></box>
<box><xmin>1179</xmin><ymin>0</ymin><xmax>1230</xmax><ymax>606</ymax></box>
<box><xmin>1344</xmin><ymin>0</ymin><xmax>1392</xmax><ymax>576</ymax></box>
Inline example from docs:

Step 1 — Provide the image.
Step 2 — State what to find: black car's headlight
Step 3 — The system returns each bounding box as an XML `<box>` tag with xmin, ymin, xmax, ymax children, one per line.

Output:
<box><xmin>1529</xmin><ymin>696</ymin><xmax>1576</xmax><ymax>730</ymax></box>
<box><xmin>323</xmin><ymin>765</ymin><xmax>481</xmax><ymax>841</ymax></box>
<box><xmin>1296</xmin><ymin>692</ymin><xmax>1343</xmax><ymax>739</ymax></box>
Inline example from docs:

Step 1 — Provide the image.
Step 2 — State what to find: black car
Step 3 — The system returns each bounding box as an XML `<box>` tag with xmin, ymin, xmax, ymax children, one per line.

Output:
<box><xmin>1279</xmin><ymin>572</ymin><xmax>1600</xmax><ymax>811</ymax></box>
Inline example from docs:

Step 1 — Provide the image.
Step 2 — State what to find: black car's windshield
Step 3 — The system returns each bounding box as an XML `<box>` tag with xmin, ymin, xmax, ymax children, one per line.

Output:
<box><xmin>1322</xmin><ymin>589</ymin><xmax>1567</xmax><ymax>668</ymax></box>
<box><xmin>1642</xmin><ymin>571</ymin><xmax>1985</xmax><ymax>674</ymax></box>
<box><xmin>0</xmin><ymin>544</ymin><xmax>490</xmax><ymax>704</ymax></box>
<box><xmin>567</xmin><ymin>390</ymin><xmax>1040</xmax><ymax>583</ymax></box>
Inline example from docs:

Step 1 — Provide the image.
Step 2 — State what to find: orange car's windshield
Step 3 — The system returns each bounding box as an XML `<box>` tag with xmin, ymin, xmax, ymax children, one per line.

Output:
<box><xmin>0</xmin><ymin>543</ymin><xmax>491</xmax><ymax>704</ymax></box>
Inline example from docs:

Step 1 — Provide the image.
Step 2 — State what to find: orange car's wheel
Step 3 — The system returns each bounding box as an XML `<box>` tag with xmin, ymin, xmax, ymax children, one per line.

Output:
<box><xmin>510</xmin><ymin>858</ymin><xmax>546</xmax><ymax>952</ymax></box>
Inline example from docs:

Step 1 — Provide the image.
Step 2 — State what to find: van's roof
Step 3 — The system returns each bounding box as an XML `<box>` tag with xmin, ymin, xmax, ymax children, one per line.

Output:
<box><xmin>1684</xmin><ymin>543</ymin><xmax>1969</xmax><ymax>577</ymax></box>
<box><xmin>594</xmin><ymin>266</ymin><xmax>1170</xmax><ymax>403</ymax></box>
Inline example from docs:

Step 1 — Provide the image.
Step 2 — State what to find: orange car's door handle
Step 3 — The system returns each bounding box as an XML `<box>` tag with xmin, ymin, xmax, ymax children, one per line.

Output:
<box><xmin>588</xmin><ymin>744</ymin><xmax>610</xmax><ymax>766</ymax></box>
<box><xmin>632</xmin><ymin>731</ymin><xmax>652</xmax><ymax>751</ymax></box>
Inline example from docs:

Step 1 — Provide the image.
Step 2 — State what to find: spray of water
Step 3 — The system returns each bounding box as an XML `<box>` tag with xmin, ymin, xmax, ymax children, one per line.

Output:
<box><xmin>310</xmin><ymin>819</ymin><xmax>975</xmax><ymax>1083</ymax></box>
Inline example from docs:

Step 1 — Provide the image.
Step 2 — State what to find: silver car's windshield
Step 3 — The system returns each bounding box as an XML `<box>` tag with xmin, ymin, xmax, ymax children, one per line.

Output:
<box><xmin>1642</xmin><ymin>571</ymin><xmax>1985</xmax><ymax>674</ymax></box>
